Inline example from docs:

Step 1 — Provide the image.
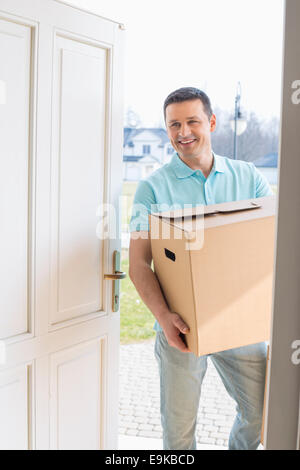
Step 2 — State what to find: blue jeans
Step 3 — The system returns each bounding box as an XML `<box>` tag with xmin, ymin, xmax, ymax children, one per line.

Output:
<box><xmin>154</xmin><ymin>330</ymin><xmax>267</xmax><ymax>450</ymax></box>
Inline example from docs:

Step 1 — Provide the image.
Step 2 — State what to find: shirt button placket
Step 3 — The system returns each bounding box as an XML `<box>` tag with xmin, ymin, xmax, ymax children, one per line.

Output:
<box><xmin>205</xmin><ymin>181</ymin><xmax>211</xmax><ymax>204</ymax></box>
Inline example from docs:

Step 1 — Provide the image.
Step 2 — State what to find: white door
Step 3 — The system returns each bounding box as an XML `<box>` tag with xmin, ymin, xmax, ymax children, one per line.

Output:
<box><xmin>264</xmin><ymin>0</ymin><xmax>300</xmax><ymax>450</ymax></box>
<box><xmin>0</xmin><ymin>0</ymin><xmax>124</xmax><ymax>450</ymax></box>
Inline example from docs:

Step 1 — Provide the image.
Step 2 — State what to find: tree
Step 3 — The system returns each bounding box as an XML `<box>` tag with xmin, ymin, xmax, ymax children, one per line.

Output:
<box><xmin>211</xmin><ymin>107</ymin><xmax>234</xmax><ymax>157</ymax></box>
<box><xmin>211</xmin><ymin>107</ymin><xmax>279</xmax><ymax>162</ymax></box>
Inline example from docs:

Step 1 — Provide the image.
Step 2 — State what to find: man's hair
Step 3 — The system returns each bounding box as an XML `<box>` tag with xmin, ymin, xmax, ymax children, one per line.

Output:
<box><xmin>163</xmin><ymin>87</ymin><xmax>213</xmax><ymax>121</ymax></box>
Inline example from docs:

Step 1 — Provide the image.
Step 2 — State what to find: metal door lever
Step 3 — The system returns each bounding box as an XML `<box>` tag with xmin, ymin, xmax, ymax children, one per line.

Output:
<box><xmin>104</xmin><ymin>251</ymin><xmax>126</xmax><ymax>311</ymax></box>
<box><xmin>104</xmin><ymin>271</ymin><xmax>126</xmax><ymax>280</ymax></box>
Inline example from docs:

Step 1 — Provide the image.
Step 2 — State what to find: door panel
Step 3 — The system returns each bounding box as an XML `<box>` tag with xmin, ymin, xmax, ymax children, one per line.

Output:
<box><xmin>50</xmin><ymin>34</ymin><xmax>108</xmax><ymax>326</ymax></box>
<box><xmin>0</xmin><ymin>19</ymin><xmax>32</xmax><ymax>339</ymax></box>
<box><xmin>49</xmin><ymin>338</ymin><xmax>105</xmax><ymax>450</ymax></box>
<box><xmin>0</xmin><ymin>364</ymin><xmax>32</xmax><ymax>449</ymax></box>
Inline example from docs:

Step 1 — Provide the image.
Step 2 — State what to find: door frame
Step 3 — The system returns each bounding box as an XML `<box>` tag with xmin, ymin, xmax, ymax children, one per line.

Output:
<box><xmin>264</xmin><ymin>0</ymin><xmax>300</xmax><ymax>450</ymax></box>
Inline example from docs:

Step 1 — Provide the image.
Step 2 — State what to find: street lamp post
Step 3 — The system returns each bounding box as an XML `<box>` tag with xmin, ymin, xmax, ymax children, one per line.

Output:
<box><xmin>230</xmin><ymin>82</ymin><xmax>247</xmax><ymax>160</ymax></box>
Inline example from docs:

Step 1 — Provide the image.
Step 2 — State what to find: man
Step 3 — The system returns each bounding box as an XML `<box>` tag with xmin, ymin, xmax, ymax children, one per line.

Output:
<box><xmin>128</xmin><ymin>87</ymin><xmax>273</xmax><ymax>450</ymax></box>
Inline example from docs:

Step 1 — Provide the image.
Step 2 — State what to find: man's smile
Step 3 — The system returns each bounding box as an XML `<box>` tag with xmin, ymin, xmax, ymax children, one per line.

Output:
<box><xmin>178</xmin><ymin>138</ymin><xmax>197</xmax><ymax>147</ymax></box>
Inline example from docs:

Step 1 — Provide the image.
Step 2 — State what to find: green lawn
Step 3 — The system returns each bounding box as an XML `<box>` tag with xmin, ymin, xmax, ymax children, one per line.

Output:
<box><xmin>121</xmin><ymin>182</ymin><xmax>156</xmax><ymax>344</ymax></box>
<box><xmin>120</xmin><ymin>252</ymin><xmax>156</xmax><ymax>344</ymax></box>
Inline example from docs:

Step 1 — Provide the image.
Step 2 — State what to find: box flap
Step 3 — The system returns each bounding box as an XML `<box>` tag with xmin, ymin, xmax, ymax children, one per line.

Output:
<box><xmin>149</xmin><ymin>196</ymin><xmax>275</xmax><ymax>233</ymax></box>
<box><xmin>152</xmin><ymin>199</ymin><xmax>262</xmax><ymax>220</ymax></box>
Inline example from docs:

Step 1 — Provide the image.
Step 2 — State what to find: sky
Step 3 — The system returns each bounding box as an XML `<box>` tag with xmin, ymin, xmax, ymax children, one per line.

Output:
<box><xmin>61</xmin><ymin>0</ymin><xmax>284</xmax><ymax>126</ymax></box>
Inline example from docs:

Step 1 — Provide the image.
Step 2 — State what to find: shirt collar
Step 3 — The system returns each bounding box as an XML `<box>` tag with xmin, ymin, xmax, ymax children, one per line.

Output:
<box><xmin>170</xmin><ymin>152</ymin><xmax>225</xmax><ymax>179</ymax></box>
<box><xmin>213</xmin><ymin>154</ymin><xmax>226</xmax><ymax>174</ymax></box>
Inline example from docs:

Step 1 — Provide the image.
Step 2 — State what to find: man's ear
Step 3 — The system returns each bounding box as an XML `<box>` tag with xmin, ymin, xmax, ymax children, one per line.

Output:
<box><xmin>210</xmin><ymin>114</ymin><xmax>217</xmax><ymax>132</ymax></box>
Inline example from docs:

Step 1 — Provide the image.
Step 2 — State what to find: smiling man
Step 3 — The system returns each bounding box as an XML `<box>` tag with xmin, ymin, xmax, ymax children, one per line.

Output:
<box><xmin>166</xmin><ymin>93</ymin><xmax>216</xmax><ymax>179</ymax></box>
<box><xmin>129</xmin><ymin>87</ymin><xmax>273</xmax><ymax>450</ymax></box>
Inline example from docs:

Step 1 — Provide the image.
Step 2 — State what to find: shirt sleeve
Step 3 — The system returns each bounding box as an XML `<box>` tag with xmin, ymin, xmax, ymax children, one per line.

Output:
<box><xmin>252</xmin><ymin>164</ymin><xmax>274</xmax><ymax>198</ymax></box>
<box><xmin>129</xmin><ymin>180</ymin><xmax>157</xmax><ymax>232</ymax></box>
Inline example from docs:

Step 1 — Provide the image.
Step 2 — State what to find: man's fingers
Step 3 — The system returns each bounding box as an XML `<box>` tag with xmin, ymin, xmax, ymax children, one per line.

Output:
<box><xmin>168</xmin><ymin>332</ymin><xmax>191</xmax><ymax>353</ymax></box>
<box><xmin>173</xmin><ymin>335</ymin><xmax>191</xmax><ymax>353</ymax></box>
<box><xmin>179</xmin><ymin>333</ymin><xmax>191</xmax><ymax>352</ymax></box>
<box><xmin>162</xmin><ymin>312</ymin><xmax>191</xmax><ymax>353</ymax></box>
<box><xmin>173</xmin><ymin>316</ymin><xmax>190</xmax><ymax>334</ymax></box>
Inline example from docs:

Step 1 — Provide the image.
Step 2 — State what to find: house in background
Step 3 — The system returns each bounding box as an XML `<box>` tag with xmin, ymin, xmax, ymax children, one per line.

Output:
<box><xmin>123</xmin><ymin>127</ymin><xmax>173</xmax><ymax>181</ymax></box>
<box><xmin>252</xmin><ymin>152</ymin><xmax>278</xmax><ymax>185</ymax></box>
<box><xmin>123</xmin><ymin>128</ymin><xmax>279</xmax><ymax>186</ymax></box>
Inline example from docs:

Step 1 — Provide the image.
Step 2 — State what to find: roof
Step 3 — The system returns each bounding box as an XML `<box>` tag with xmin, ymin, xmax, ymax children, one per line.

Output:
<box><xmin>123</xmin><ymin>154</ymin><xmax>161</xmax><ymax>163</ymax></box>
<box><xmin>253</xmin><ymin>153</ymin><xmax>278</xmax><ymax>168</ymax></box>
<box><xmin>123</xmin><ymin>127</ymin><xmax>170</xmax><ymax>147</ymax></box>
<box><xmin>123</xmin><ymin>155</ymin><xmax>144</xmax><ymax>162</ymax></box>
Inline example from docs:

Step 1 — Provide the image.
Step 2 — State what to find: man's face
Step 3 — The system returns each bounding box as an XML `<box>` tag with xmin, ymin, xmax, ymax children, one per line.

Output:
<box><xmin>165</xmin><ymin>99</ymin><xmax>216</xmax><ymax>159</ymax></box>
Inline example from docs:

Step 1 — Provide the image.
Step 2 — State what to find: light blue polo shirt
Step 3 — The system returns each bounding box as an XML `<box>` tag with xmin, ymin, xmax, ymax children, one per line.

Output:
<box><xmin>129</xmin><ymin>152</ymin><xmax>273</xmax><ymax>332</ymax></box>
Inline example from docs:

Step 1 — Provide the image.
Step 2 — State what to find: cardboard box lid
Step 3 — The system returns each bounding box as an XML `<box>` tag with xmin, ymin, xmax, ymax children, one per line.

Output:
<box><xmin>150</xmin><ymin>196</ymin><xmax>276</xmax><ymax>232</ymax></box>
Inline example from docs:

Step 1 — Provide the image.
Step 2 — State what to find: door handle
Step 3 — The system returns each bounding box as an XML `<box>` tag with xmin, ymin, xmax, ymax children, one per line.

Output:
<box><xmin>104</xmin><ymin>250</ymin><xmax>126</xmax><ymax>311</ymax></box>
<box><xmin>104</xmin><ymin>271</ymin><xmax>126</xmax><ymax>280</ymax></box>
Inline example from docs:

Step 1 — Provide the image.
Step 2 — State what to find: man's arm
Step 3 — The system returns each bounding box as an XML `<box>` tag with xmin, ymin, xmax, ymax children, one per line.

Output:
<box><xmin>129</xmin><ymin>232</ymin><xmax>190</xmax><ymax>353</ymax></box>
<box><xmin>253</xmin><ymin>164</ymin><xmax>274</xmax><ymax>198</ymax></box>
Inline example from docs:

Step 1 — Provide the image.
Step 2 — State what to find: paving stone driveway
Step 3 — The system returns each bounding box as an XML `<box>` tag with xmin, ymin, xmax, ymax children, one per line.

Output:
<box><xmin>119</xmin><ymin>340</ymin><xmax>237</xmax><ymax>448</ymax></box>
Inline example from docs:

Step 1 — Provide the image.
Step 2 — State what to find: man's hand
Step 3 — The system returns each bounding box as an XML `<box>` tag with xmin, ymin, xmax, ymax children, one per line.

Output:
<box><xmin>159</xmin><ymin>312</ymin><xmax>191</xmax><ymax>353</ymax></box>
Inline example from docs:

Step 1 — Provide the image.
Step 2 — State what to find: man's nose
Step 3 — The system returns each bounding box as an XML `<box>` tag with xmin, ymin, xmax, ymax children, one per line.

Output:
<box><xmin>180</xmin><ymin>123</ymin><xmax>191</xmax><ymax>137</ymax></box>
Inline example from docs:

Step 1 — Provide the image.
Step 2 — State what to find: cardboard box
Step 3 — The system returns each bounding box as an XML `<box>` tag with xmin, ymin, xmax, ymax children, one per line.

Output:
<box><xmin>149</xmin><ymin>196</ymin><xmax>275</xmax><ymax>356</ymax></box>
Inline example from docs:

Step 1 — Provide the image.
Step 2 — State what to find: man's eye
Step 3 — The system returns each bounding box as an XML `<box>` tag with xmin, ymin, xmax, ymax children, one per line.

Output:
<box><xmin>188</xmin><ymin>120</ymin><xmax>198</xmax><ymax>124</ymax></box>
<box><xmin>171</xmin><ymin>123</ymin><xmax>180</xmax><ymax>127</ymax></box>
